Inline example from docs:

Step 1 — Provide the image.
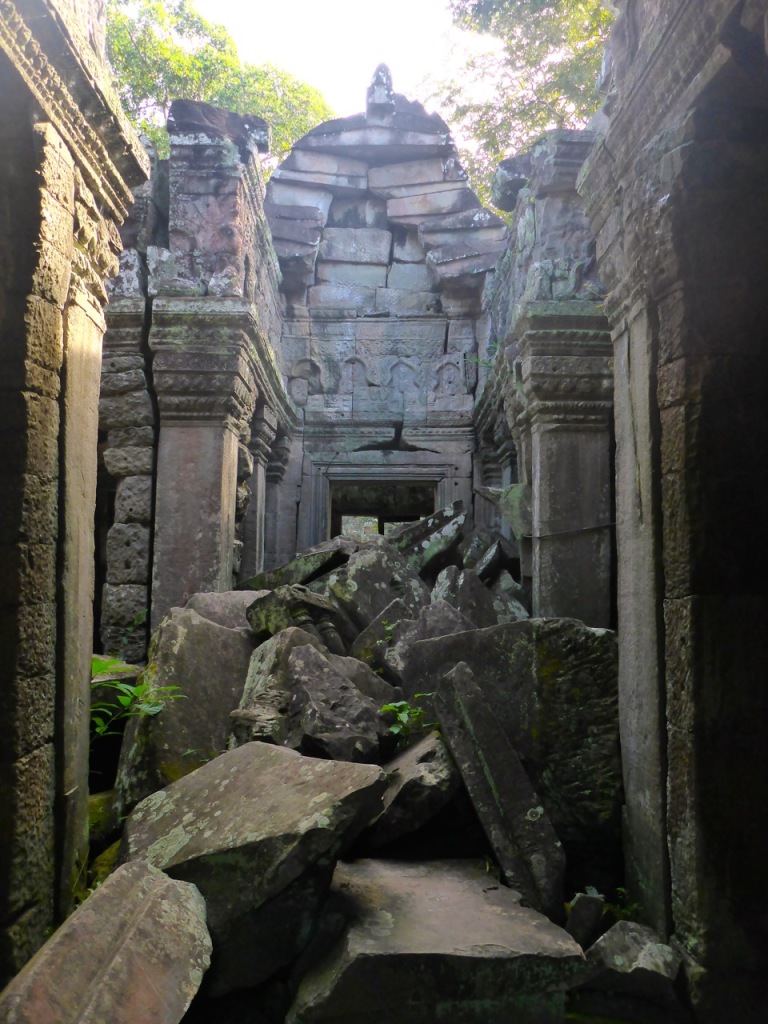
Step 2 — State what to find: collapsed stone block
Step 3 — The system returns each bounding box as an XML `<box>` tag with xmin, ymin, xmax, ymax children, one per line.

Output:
<box><xmin>286</xmin><ymin>859</ymin><xmax>584</xmax><ymax>1024</ymax></box>
<box><xmin>358</xmin><ymin>731</ymin><xmax>461</xmax><ymax>850</ymax></box>
<box><xmin>0</xmin><ymin>862</ymin><xmax>210</xmax><ymax>1024</ymax></box>
<box><xmin>406</xmin><ymin>619</ymin><xmax>622</xmax><ymax>889</ymax></box>
<box><xmin>115</xmin><ymin>607</ymin><xmax>254</xmax><ymax>811</ymax></box>
<box><xmin>435</xmin><ymin>661</ymin><xmax>565</xmax><ymax>918</ymax></box>
<box><xmin>431</xmin><ymin>565</ymin><xmax>529</xmax><ymax>627</ymax></box>
<box><xmin>120</xmin><ymin>743</ymin><xmax>387</xmax><ymax>995</ymax></box>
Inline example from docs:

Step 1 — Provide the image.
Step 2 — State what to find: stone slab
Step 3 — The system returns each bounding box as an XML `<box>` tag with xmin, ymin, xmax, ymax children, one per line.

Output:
<box><xmin>287</xmin><ymin>859</ymin><xmax>584</xmax><ymax>1024</ymax></box>
<box><xmin>318</xmin><ymin>227</ymin><xmax>392</xmax><ymax>264</ymax></box>
<box><xmin>316</xmin><ymin>261</ymin><xmax>388</xmax><ymax>287</ymax></box>
<box><xmin>435</xmin><ymin>661</ymin><xmax>565</xmax><ymax>918</ymax></box>
<box><xmin>0</xmin><ymin>861</ymin><xmax>210</xmax><ymax>1024</ymax></box>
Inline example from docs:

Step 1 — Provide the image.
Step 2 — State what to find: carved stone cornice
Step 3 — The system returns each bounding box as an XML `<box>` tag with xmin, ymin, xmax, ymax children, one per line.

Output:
<box><xmin>150</xmin><ymin>298</ymin><xmax>299</xmax><ymax>437</ymax></box>
<box><xmin>0</xmin><ymin>0</ymin><xmax>148</xmax><ymax>220</ymax></box>
<box><xmin>514</xmin><ymin>302</ymin><xmax>613</xmax><ymax>428</ymax></box>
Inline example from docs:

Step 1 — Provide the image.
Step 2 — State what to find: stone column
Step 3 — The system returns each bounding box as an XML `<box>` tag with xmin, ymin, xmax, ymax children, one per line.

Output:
<box><xmin>515</xmin><ymin>303</ymin><xmax>613</xmax><ymax>627</ymax></box>
<box><xmin>150</xmin><ymin>306</ymin><xmax>258</xmax><ymax>627</ymax></box>
<box><xmin>239</xmin><ymin>404</ymin><xmax>278</xmax><ymax>579</ymax></box>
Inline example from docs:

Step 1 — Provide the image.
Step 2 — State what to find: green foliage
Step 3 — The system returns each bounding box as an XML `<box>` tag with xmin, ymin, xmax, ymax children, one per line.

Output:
<box><xmin>379</xmin><ymin>693</ymin><xmax>436</xmax><ymax>740</ymax></box>
<box><xmin>437</xmin><ymin>0</ymin><xmax>614</xmax><ymax>201</ymax></box>
<box><xmin>106</xmin><ymin>0</ymin><xmax>334</xmax><ymax>158</ymax></box>
<box><xmin>90</xmin><ymin>655</ymin><xmax>184</xmax><ymax>739</ymax></box>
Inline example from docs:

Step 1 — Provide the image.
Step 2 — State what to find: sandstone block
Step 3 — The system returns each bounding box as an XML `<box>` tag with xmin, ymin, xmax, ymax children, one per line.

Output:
<box><xmin>103</xmin><ymin>446</ymin><xmax>154</xmax><ymax>477</ymax></box>
<box><xmin>287</xmin><ymin>859</ymin><xmax>584</xmax><ymax>1024</ymax></box>
<box><xmin>307</xmin><ymin>283</ymin><xmax>376</xmax><ymax>313</ymax></box>
<box><xmin>115</xmin><ymin>607</ymin><xmax>254</xmax><ymax>809</ymax></box>
<box><xmin>99</xmin><ymin>390</ymin><xmax>154</xmax><ymax>430</ymax></box>
<box><xmin>268</xmin><ymin>182</ymin><xmax>333</xmax><ymax>220</ymax></box>
<box><xmin>318</xmin><ymin>227</ymin><xmax>392</xmax><ymax>264</ymax></box>
<box><xmin>358</xmin><ymin>731</ymin><xmax>461</xmax><ymax>849</ymax></box>
<box><xmin>316</xmin><ymin>261</ymin><xmax>388</xmax><ymax>287</ymax></box>
<box><xmin>327</xmin><ymin>197</ymin><xmax>388</xmax><ymax>229</ymax></box>
<box><xmin>184</xmin><ymin>591</ymin><xmax>268</xmax><ymax>630</ymax></box>
<box><xmin>436</xmin><ymin>662</ymin><xmax>565</xmax><ymax>917</ymax></box>
<box><xmin>322</xmin><ymin>537</ymin><xmax>431</xmax><ymax>634</ymax></box>
<box><xmin>0</xmin><ymin>862</ymin><xmax>210</xmax><ymax>1024</ymax></box>
<box><xmin>386</xmin><ymin>262</ymin><xmax>433</xmax><ymax>291</ymax></box>
<box><xmin>238</xmin><ymin>536</ymin><xmax>357</xmax><ymax>592</ymax></box>
<box><xmin>375</xmin><ymin>288</ymin><xmax>440</xmax><ymax>315</ymax></box>
<box><xmin>386</xmin><ymin>188</ymin><xmax>481</xmax><ymax>224</ymax></box>
<box><xmin>272</xmin><ymin>167</ymin><xmax>367</xmax><ymax>195</ymax></box>
<box><xmin>431</xmin><ymin>565</ymin><xmax>529</xmax><ymax>627</ymax></box>
<box><xmin>406</xmin><ymin>619</ymin><xmax>622</xmax><ymax>880</ymax></box>
<box><xmin>392</xmin><ymin>227</ymin><xmax>426</xmax><ymax>262</ymax></box>
<box><xmin>120</xmin><ymin>744</ymin><xmax>387</xmax><ymax>992</ymax></box>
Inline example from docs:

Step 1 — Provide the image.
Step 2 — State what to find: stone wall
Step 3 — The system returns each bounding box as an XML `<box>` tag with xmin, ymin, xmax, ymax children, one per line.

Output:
<box><xmin>580</xmin><ymin>0</ymin><xmax>768</xmax><ymax>1017</ymax></box>
<box><xmin>0</xmin><ymin>0</ymin><xmax>147</xmax><ymax>985</ymax></box>
<box><xmin>475</xmin><ymin>130</ymin><xmax>613</xmax><ymax>628</ymax></box>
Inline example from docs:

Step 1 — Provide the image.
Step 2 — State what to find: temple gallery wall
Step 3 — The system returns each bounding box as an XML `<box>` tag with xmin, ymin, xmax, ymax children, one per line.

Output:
<box><xmin>1</xmin><ymin>1</ymin><xmax>768</xmax><ymax>1021</ymax></box>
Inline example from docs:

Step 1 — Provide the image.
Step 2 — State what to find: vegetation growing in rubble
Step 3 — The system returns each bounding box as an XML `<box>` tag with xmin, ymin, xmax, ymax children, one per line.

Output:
<box><xmin>436</xmin><ymin>0</ymin><xmax>614</xmax><ymax>201</ymax></box>
<box><xmin>106</xmin><ymin>0</ymin><xmax>334</xmax><ymax>159</ymax></box>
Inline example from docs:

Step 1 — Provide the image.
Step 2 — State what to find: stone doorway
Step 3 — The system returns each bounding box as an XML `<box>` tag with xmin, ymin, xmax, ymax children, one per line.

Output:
<box><xmin>330</xmin><ymin>481</ymin><xmax>435</xmax><ymax>539</ymax></box>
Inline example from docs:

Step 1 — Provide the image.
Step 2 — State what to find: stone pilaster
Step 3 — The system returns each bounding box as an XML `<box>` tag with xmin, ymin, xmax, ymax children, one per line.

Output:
<box><xmin>512</xmin><ymin>303</ymin><xmax>613</xmax><ymax>626</ymax></box>
<box><xmin>149</xmin><ymin>304</ymin><xmax>262</xmax><ymax>627</ymax></box>
<box><xmin>239</xmin><ymin>404</ymin><xmax>278</xmax><ymax>579</ymax></box>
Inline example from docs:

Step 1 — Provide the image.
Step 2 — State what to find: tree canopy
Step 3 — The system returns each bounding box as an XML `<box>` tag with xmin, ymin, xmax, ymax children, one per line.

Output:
<box><xmin>438</xmin><ymin>0</ymin><xmax>614</xmax><ymax>202</ymax></box>
<box><xmin>106</xmin><ymin>0</ymin><xmax>334</xmax><ymax>159</ymax></box>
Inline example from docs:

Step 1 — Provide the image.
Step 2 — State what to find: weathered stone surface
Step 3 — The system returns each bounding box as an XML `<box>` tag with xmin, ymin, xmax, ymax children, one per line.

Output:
<box><xmin>386</xmin><ymin>188</ymin><xmax>481</xmax><ymax>224</ymax></box>
<box><xmin>316</xmin><ymin>261</ymin><xmax>388</xmax><ymax>287</ymax></box>
<box><xmin>432</xmin><ymin>565</ymin><xmax>529</xmax><ymax>627</ymax></box>
<box><xmin>115</xmin><ymin>608</ymin><xmax>254</xmax><ymax>809</ymax></box>
<box><xmin>318</xmin><ymin>228</ymin><xmax>392</xmax><ymax>264</ymax></box>
<box><xmin>184</xmin><ymin>591</ymin><xmax>266</xmax><ymax>630</ymax></box>
<box><xmin>287</xmin><ymin>859</ymin><xmax>584</xmax><ymax>1024</ymax></box>
<box><xmin>239</xmin><ymin>536</ymin><xmax>357</xmax><ymax>592</ymax></box>
<box><xmin>105</xmin><ymin>522</ymin><xmax>150</xmax><ymax>584</ymax></box>
<box><xmin>579</xmin><ymin>921</ymin><xmax>682</xmax><ymax>1005</ymax></box>
<box><xmin>388</xmin><ymin>501</ymin><xmax>466</xmax><ymax>575</ymax></box>
<box><xmin>406</xmin><ymin>619</ymin><xmax>621</xmax><ymax>882</ymax></box>
<box><xmin>246</xmin><ymin>585</ymin><xmax>350</xmax><ymax>651</ymax></box>
<box><xmin>230</xmin><ymin>627</ymin><xmax>325</xmax><ymax>747</ymax></box>
<box><xmin>565</xmin><ymin>891</ymin><xmax>606</xmax><ymax>950</ymax></box>
<box><xmin>347</xmin><ymin>597</ymin><xmax>412</xmax><ymax>671</ymax></box>
<box><xmin>103</xmin><ymin>445</ymin><xmax>153</xmax><ymax>476</ymax></box>
<box><xmin>0</xmin><ymin>861</ymin><xmax>210</xmax><ymax>1023</ymax></box>
<box><xmin>322</xmin><ymin>537</ymin><xmax>431</xmax><ymax>634</ymax></box>
<box><xmin>435</xmin><ymin>661</ymin><xmax>565</xmax><ymax>917</ymax></box>
<box><xmin>113</xmin><ymin>475</ymin><xmax>153</xmax><ymax>524</ymax></box>
<box><xmin>120</xmin><ymin>744</ymin><xmax>387</xmax><ymax>991</ymax></box>
<box><xmin>383</xmin><ymin>599</ymin><xmax>475</xmax><ymax>684</ymax></box>
<box><xmin>358</xmin><ymin>731</ymin><xmax>460</xmax><ymax>849</ymax></box>
<box><xmin>236</xmin><ymin>641</ymin><xmax>385</xmax><ymax>762</ymax></box>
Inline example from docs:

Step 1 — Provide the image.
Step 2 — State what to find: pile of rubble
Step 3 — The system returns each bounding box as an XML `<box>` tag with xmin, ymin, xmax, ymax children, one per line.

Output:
<box><xmin>0</xmin><ymin>506</ymin><xmax>689</xmax><ymax>1023</ymax></box>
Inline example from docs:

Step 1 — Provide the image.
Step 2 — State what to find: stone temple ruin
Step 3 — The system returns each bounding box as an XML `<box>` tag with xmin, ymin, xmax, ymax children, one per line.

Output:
<box><xmin>2</xmin><ymin>2</ymin><xmax>768</xmax><ymax>1023</ymax></box>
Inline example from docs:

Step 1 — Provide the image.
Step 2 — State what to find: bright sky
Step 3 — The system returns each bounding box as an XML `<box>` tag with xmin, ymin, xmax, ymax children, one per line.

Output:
<box><xmin>194</xmin><ymin>0</ymin><xmax>490</xmax><ymax>118</ymax></box>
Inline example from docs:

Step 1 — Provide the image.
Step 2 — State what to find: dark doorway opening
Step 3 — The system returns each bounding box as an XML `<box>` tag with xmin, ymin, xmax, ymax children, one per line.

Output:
<box><xmin>330</xmin><ymin>481</ymin><xmax>435</xmax><ymax>539</ymax></box>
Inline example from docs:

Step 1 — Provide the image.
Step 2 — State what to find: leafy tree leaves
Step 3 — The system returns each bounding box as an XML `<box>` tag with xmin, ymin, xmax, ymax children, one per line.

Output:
<box><xmin>437</xmin><ymin>0</ymin><xmax>614</xmax><ymax>202</ymax></box>
<box><xmin>106</xmin><ymin>0</ymin><xmax>334</xmax><ymax>159</ymax></box>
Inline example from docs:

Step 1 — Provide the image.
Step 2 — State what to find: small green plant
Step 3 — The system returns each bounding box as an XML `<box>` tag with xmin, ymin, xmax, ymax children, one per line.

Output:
<box><xmin>90</xmin><ymin>654</ymin><xmax>184</xmax><ymax>739</ymax></box>
<box><xmin>379</xmin><ymin>618</ymin><xmax>395</xmax><ymax>643</ymax></box>
<box><xmin>379</xmin><ymin>692</ymin><xmax>436</xmax><ymax>741</ymax></box>
<box><xmin>117</xmin><ymin>609</ymin><xmax>147</xmax><ymax>656</ymax></box>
